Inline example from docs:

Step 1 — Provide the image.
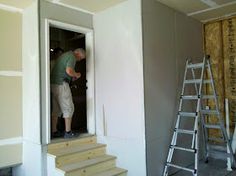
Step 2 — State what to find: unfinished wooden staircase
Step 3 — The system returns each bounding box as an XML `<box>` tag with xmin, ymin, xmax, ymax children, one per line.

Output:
<box><xmin>47</xmin><ymin>135</ymin><xmax>127</xmax><ymax>176</ymax></box>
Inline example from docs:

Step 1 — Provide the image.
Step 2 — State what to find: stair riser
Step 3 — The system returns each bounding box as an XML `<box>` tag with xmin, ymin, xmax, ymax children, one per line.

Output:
<box><xmin>48</xmin><ymin>136</ymin><xmax>97</xmax><ymax>152</ymax></box>
<box><xmin>65</xmin><ymin>160</ymin><xmax>116</xmax><ymax>176</ymax></box>
<box><xmin>56</xmin><ymin>147</ymin><xmax>106</xmax><ymax>167</ymax></box>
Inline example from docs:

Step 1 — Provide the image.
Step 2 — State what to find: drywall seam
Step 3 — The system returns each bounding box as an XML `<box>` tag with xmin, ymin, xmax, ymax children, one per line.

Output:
<box><xmin>202</xmin><ymin>12</ymin><xmax>236</xmax><ymax>23</ymax></box>
<box><xmin>0</xmin><ymin>71</ymin><xmax>22</xmax><ymax>77</ymax></box>
<box><xmin>50</xmin><ymin>1</ymin><xmax>94</xmax><ymax>15</ymax></box>
<box><xmin>0</xmin><ymin>137</ymin><xmax>22</xmax><ymax>146</ymax></box>
<box><xmin>0</xmin><ymin>3</ymin><xmax>23</xmax><ymax>13</ymax></box>
<box><xmin>199</xmin><ymin>0</ymin><xmax>217</xmax><ymax>7</ymax></box>
<box><xmin>188</xmin><ymin>1</ymin><xmax>236</xmax><ymax>16</ymax></box>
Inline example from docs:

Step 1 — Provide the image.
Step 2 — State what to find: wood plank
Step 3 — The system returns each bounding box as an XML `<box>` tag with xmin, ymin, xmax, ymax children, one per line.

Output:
<box><xmin>92</xmin><ymin>167</ymin><xmax>127</xmax><ymax>176</ymax></box>
<box><xmin>56</xmin><ymin>146</ymin><xmax>106</xmax><ymax>167</ymax></box>
<box><xmin>48</xmin><ymin>135</ymin><xmax>97</xmax><ymax>152</ymax></box>
<box><xmin>48</xmin><ymin>143</ymin><xmax>106</xmax><ymax>157</ymax></box>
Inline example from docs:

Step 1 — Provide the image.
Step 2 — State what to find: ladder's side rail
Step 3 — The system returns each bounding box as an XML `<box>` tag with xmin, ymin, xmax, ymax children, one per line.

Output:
<box><xmin>191</xmin><ymin>67</ymin><xmax>199</xmax><ymax>149</ymax></box>
<box><xmin>194</xmin><ymin>56</ymin><xmax>206</xmax><ymax>176</ymax></box>
<box><xmin>163</xmin><ymin>59</ymin><xmax>190</xmax><ymax>176</ymax></box>
<box><xmin>200</xmin><ymin>57</ymin><xmax>210</xmax><ymax>162</ymax></box>
<box><xmin>206</xmin><ymin>58</ymin><xmax>236</xmax><ymax>167</ymax></box>
<box><xmin>167</xmin><ymin>59</ymin><xmax>189</xmax><ymax>162</ymax></box>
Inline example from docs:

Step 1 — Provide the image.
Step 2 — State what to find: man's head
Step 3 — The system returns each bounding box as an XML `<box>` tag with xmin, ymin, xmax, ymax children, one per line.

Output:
<box><xmin>74</xmin><ymin>48</ymin><xmax>86</xmax><ymax>61</ymax></box>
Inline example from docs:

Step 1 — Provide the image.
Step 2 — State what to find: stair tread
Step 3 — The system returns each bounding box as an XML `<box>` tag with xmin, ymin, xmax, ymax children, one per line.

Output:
<box><xmin>48</xmin><ymin>135</ymin><xmax>97</xmax><ymax>151</ymax></box>
<box><xmin>48</xmin><ymin>143</ymin><xmax>106</xmax><ymax>157</ymax></box>
<box><xmin>59</xmin><ymin>155</ymin><xmax>116</xmax><ymax>172</ymax></box>
<box><xmin>92</xmin><ymin>167</ymin><xmax>127</xmax><ymax>176</ymax></box>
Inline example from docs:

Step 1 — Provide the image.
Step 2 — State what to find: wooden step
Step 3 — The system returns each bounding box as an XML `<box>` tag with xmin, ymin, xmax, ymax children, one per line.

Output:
<box><xmin>92</xmin><ymin>167</ymin><xmax>127</xmax><ymax>176</ymax></box>
<box><xmin>56</xmin><ymin>145</ymin><xmax>106</xmax><ymax>167</ymax></box>
<box><xmin>48</xmin><ymin>143</ymin><xmax>106</xmax><ymax>157</ymax></box>
<box><xmin>58</xmin><ymin>155</ymin><xmax>116</xmax><ymax>176</ymax></box>
<box><xmin>48</xmin><ymin>135</ymin><xmax>97</xmax><ymax>152</ymax></box>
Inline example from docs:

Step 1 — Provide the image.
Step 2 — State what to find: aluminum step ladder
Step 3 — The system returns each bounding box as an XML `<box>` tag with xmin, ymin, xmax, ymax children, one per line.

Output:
<box><xmin>162</xmin><ymin>56</ymin><xmax>236</xmax><ymax>176</ymax></box>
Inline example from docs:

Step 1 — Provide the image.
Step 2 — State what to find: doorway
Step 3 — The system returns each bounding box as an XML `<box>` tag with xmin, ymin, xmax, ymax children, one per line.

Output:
<box><xmin>44</xmin><ymin>19</ymin><xmax>95</xmax><ymax>143</ymax></box>
<box><xmin>50</xmin><ymin>27</ymin><xmax>87</xmax><ymax>135</ymax></box>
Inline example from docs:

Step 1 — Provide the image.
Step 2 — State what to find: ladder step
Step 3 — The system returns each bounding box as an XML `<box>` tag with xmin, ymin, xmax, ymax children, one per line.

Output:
<box><xmin>208</xmin><ymin>144</ymin><xmax>227</xmax><ymax>152</ymax></box>
<box><xmin>208</xmin><ymin>137</ymin><xmax>225</xmax><ymax>143</ymax></box>
<box><xmin>208</xmin><ymin>150</ymin><xmax>231</xmax><ymax>159</ymax></box>
<box><xmin>184</xmin><ymin>79</ymin><xmax>201</xmax><ymax>84</ymax></box>
<box><xmin>203</xmin><ymin>79</ymin><xmax>211</xmax><ymax>84</ymax></box>
<box><xmin>170</xmin><ymin>145</ymin><xmax>196</xmax><ymax>153</ymax></box>
<box><xmin>184</xmin><ymin>79</ymin><xmax>212</xmax><ymax>84</ymax></box>
<box><xmin>181</xmin><ymin>95</ymin><xmax>198</xmax><ymax>100</ymax></box>
<box><xmin>178</xmin><ymin>112</ymin><xmax>197</xmax><ymax>117</ymax></box>
<box><xmin>201</xmin><ymin>110</ymin><xmax>219</xmax><ymax>115</ymax></box>
<box><xmin>187</xmin><ymin>62</ymin><xmax>204</xmax><ymax>69</ymax></box>
<box><xmin>175</xmin><ymin>129</ymin><xmax>195</xmax><ymax>135</ymax></box>
<box><xmin>204</xmin><ymin>124</ymin><xmax>221</xmax><ymax>129</ymax></box>
<box><xmin>202</xmin><ymin>95</ymin><xmax>215</xmax><ymax>99</ymax></box>
<box><xmin>166</xmin><ymin>163</ymin><xmax>195</xmax><ymax>173</ymax></box>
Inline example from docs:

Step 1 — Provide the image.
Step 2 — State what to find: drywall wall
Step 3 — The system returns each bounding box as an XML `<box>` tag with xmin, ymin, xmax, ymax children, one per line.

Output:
<box><xmin>13</xmin><ymin>1</ymin><xmax>42</xmax><ymax>175</ymax></box>
<box><xmin>94</xmin><ymin>0</ymin><xmax>146</xmax><ymax>175</ymax></box>
<box><xmin>142</xmin><ymin>0</ymin><xmax>203</xmax><ymax>175</ymax></box>
<box><xmin>0</xmin><ymin>9</ymin><xmax>22</xmax><ymax>71</ymax></box>
<box><xmin>0</xmin><ymin>8</ymin><xmax>22</xmax><ymax>168</ymax></box>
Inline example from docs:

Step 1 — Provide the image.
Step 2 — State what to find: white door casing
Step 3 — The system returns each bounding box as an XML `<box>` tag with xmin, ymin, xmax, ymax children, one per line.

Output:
<box><xmin>44</xmin><ymin>19</ymin><xmax>95</xmax><ymax>144</ymax></box>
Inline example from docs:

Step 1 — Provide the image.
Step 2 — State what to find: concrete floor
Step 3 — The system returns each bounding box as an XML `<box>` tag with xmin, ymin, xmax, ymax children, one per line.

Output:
<box><xmin>172</xmin><ymin>159</ymin><xmax>236</xmax><ymax>176</ymax></box>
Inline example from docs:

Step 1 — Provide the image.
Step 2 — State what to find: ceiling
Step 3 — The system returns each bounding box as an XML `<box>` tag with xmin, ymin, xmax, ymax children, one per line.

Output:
<box><xmin>1</xmin><ymin>0</ymin><xmax>235</xmax><ymax>22</ymax></box>
<box><xmin>156</xmin><ymin>0</ymin><xmax>236</xmax><ymax>22</ymax></box>
<box><xmin>46</xmin><ymin>0</ymin><xmax>127</xmax><ymax>13</ymax></box>
<box><xmin>0</xmin><ymin>0</ymin><xmax>34</xmax><ymax>9</ymax></box>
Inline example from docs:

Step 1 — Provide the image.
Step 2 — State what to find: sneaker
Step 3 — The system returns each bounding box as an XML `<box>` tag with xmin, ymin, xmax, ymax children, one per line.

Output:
<box><xmin>64</xmin><ymin>131</ymin><xmax>78</xmax><ymax>139</ymax></box>
<box><xmin>52</xmin><ymin>131</ymin><xmax>63</xmax><ymax>138</ymax></box>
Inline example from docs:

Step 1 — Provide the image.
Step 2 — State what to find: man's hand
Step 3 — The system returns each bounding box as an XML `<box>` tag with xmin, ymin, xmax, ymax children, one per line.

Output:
<box><xmin>66</xmin><ymin>67</ymin><xmax>81</xmax><ymax>79</ymax></box>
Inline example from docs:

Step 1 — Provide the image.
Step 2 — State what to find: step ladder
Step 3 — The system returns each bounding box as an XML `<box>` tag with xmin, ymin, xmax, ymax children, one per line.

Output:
<box><xmin>162</xmin><ymin>56</ymin><xmax>236</xmax><ymax>176</ymax></box>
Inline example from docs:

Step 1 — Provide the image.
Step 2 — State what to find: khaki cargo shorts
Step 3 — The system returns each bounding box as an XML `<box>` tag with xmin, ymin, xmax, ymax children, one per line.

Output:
<box><xmin>51</xmin><ymin>82</ymin><xmax>74</xmax><ymax>118</ymax></box>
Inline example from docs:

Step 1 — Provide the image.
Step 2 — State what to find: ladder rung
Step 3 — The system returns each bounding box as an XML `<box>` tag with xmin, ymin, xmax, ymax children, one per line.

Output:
<box><xmin>166</xmin><ymin>163</ymin><xmax>195</xmax><ymax>173</ymax></box>
<box><xmin>201</xmin><ymin>110</ymin><xmax>219</xmax><ymax>115</ymax></box>
<box><xmin>203</xmin><ymin>80</ymin><xmax>211</xmax><ymax>84</ymax></box>
<box><xmin>175</xmin><ymin>129</ymin><xmax>195</xmax><ymax>135</ymax></box>
<box><xmin>204</xmin><ymin>124</ymin><xmax>221</xmax><ymax>129</ymax></box>
<box><xmin>184</xmin><ymin>79</ymin><xmax>201</xmax><ymax>84</ymax></box>
<box><xmin>208</xmin><ymin>150</ymin><xmax>231</xmax><ymax>158</ymax></box>
<box><xmin>181</xmin><ymin>95</ymin><xmax>198</xmax><ymax>100</ymax></box>
<box><xmin>170</xmin><ymin>145</ymin><xmax>196</xmax><ymax>153</ymax></box>
<box><xmin>187</xmin><ymin>63</ymin><xmax>204</xmax><ymax>69</ymax></box>
<box><xmin>179</xmin><ymin>112</ymin><xmax>197</xmax><ymax>117</ymax></box>
<box><xmin>208</xmin><ymin>137</ymin><xmax>225</xmax><ymax>142</ymax></box>
<box><xmin>208</xmin><ymin>144</ymin><xmax>227</xmax><ymax>152</ymax></box>
<box><xmin>202</xmin><ymin>95</ymin><xmax>215</xmax><ymax>99</ymax></box>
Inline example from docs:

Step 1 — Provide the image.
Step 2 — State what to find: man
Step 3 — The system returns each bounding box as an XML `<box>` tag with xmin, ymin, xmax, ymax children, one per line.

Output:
<box><xmin>51</xmin><ymin>48</ymin><xmax>86</xmax><ymax>138</ymax></box>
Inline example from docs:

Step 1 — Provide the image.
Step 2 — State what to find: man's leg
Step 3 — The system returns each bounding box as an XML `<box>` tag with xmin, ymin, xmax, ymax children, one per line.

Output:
<box><xmin>51</xmin><ymin>84</ymin><xmax>63</xmax><ymax>138</ymax></box>
<box><xmin>60</xmin><ymin>82</ymin><xmax>75</xmax><ymax>138</ymax></box>
<box><xmin>52</xmin><ymin>115</ymin><xmax>58</xmax><ymax>133</ymax></box>
<box><xmin>65</xmin><ymin>117</ymin><xmax>72</xmax><ymax>132</ymax></box>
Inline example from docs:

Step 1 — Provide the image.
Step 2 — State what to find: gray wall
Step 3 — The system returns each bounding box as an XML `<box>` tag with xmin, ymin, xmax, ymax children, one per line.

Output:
<box><xmin>142</xmin><ymin>0</ymin><xmax>203</xmax><ymax>175</ymax></box>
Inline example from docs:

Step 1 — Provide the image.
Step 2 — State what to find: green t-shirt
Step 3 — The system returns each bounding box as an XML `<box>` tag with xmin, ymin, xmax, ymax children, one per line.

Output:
<box><xmin>51</xmin><ymin>51</ymin><xmax>76</xmax><ymax>85</ymax></box>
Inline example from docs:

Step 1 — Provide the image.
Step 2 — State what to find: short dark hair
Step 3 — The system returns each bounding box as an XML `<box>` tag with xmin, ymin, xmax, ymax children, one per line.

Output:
<box><xmin>53</xmin><ymin>47</ymin><xmax>64</xmax><ymax>55</ymax></box>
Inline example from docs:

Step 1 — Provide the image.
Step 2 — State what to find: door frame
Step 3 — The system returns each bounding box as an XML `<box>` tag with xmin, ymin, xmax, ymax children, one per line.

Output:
<box><xmin>44</xmin><ymin>19</ymin><xmax>95</xmax><ymax>144</ymax></box>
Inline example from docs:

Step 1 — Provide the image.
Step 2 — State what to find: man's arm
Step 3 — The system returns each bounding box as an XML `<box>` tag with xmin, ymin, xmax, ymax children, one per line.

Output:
<box><xmin>66</xmin><ymin>67</ymin><xmax>81</xmax><ymax>79</ymax></box>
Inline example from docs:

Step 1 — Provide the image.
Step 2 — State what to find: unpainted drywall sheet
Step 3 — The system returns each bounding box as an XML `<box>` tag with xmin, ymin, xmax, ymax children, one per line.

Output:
<box><xmin>142</xmin><ymin>0</ymin><xmax>203</xmax><ymax>175</ymax></box>
<box><xmin>0</xmin><ymin>8</ymin><xmax>22</xmax><ymax>168</ymax></box>
<box><xmin>94</xmin><ymin>0</ymin><xmax>146</xmax><ymax>175</ymax></box>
